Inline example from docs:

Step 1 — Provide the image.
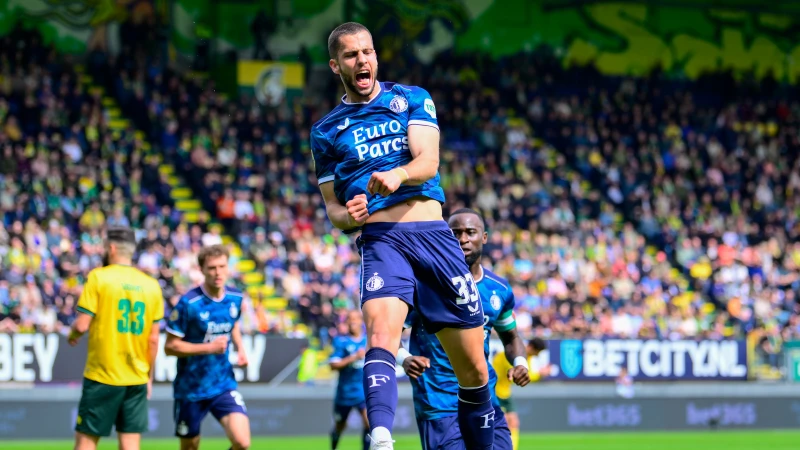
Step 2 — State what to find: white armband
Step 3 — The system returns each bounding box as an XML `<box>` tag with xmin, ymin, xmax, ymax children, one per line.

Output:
<box><xmin>513</xmin><ymin>356</ymin><xmax>529</xmax><ymax>370</ymax></box>
<box><xmin>396</xmin><ymin>347</ymin><xmax>412</xmax><ymax>365</ymax></box>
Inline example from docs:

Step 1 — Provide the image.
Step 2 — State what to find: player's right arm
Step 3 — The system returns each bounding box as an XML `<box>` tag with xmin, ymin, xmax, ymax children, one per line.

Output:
<box><xmin>320</xmin><ymin>182</ymin><xmax>368</xmax><ymax>231</ymax></box>
<box><xmin>69</xmin><ymin>270</ymin><xmax>99</xmax><ymax>346</ymax></box>
<box><xmin>395</xmin><ymin>312</ymin><xmax>430</xmax><ymax>379</ymax></box>
<box><xmin>329</xmin><ymin>339</ymin><xmax>365</xmax><ymax>371</ymax></box>
<box><xmin>164</xmin><ymin>299</ymin><xmax>228</xmax><ymax>357</ymax></box>
<box><xmin>311</xmin><ymin>127</ymin><xmax>368</xmax><ymax>231</ymax></box>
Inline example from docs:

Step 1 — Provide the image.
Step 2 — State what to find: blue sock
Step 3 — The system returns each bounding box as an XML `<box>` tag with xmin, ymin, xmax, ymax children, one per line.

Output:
<box><xmin>458</xmin><ymin>383</ymin><xmax>495</xmax><ymax>450</ymax></box>
<box><xmin>363</xmin><ymin>347</ymin><xmax>398</xmax><ymax>435</ymax></box>
<box><xmin>362</xmin><ymin>428</ymin><xmax>370</xmax><ymax>450</ymax></box>
<box><xmin>331</xmin><ymin>429</ymin><xmax>341</xmax><ymax>449</ymax></box>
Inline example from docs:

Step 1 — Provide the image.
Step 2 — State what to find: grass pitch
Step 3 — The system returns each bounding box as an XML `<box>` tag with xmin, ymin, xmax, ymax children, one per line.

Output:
<box><xmin>4</xmin><ymin>430</ymin><xmax>800</xmax><ymax>449</ymax></box>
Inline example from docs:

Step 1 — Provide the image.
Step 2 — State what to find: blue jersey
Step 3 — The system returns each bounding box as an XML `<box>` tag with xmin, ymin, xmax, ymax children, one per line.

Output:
<box><xmin>166</xmin><ymin>285</ymin><xmax>243</xmax><ymax>401</ymax></box>
<box><xmin>330</xmin><ymin>334</ymin><xmax>367</xmax><ymax>406</ymax></box>
<box><xmin>407</xmin><ymin>267</ymin><xmax>516</xmax><ymax>420</ymax></box>
<box><xmin>311</xmin><ymin>82</ymin><xmax>444</xmax><ymax>216</ymax></box>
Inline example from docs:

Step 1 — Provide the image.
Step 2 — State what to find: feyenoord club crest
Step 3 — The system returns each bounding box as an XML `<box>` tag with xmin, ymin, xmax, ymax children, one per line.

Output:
<box><xmin>365</xmin><ymin>272</ymin><xmax>385</xmax><ymax>292</ymax></box>
<box><xmin>230</xmin><ymin>302</ymin><xmax>238</xmax><ymax>318</ymax></box>
<box><xmin>389</xmin><ymin>95</ymin><xmax>408</xmax><ymax>113</ymax></box>
<box><xmin>490</xmin><ymin>291</ymin><xmax>501</xmax><ymax>310</ymax></box>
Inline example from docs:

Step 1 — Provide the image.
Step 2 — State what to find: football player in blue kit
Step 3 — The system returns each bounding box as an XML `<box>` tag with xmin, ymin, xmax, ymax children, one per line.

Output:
<box><xmin>398</xmin><ymin>209</ymin><xmax>532</xmax><ymax>450</ymax></box>
<box><xmin>311</xmin><ymin>22</ymin><xmax>492</xmax><ymax>450</ymax></box>
<box><xmin>330</xmin><ymin>310</ymin><xmax>370</xmax><ymax>450</ymax></box>
<box><xmin>164</xmin><ymin>245</ymin><xmax>250</xmax><ymax>450</ymax></box>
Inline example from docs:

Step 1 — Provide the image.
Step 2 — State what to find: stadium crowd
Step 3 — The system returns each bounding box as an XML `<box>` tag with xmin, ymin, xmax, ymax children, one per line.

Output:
<box><xmin>0</xmin><ymin>26</ymin><xmax>797</xmax><ymax>375</ymax></box>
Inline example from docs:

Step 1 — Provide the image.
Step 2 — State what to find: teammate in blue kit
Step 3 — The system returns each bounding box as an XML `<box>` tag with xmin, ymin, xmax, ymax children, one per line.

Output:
<box><xmin>312</xmin><ymin>22</ymin><xmax>491</xmax><ymax>450</ymax></box>
<box><xmin>330</xmin><ymin>310</ymin><xmax>370</xmax><ymax>450</ymax></box>
<box><xmin>398</xmin><ymin>209</ymin><xmax>532</xmax><ymax>450</ymax></box>
<box><xmin>164</xmin><ymin>245</ymin><xmax>250</xmax><ymax>450</ymax></box>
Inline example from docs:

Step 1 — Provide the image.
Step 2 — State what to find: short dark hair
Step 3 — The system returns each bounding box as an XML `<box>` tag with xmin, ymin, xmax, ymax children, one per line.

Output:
<box><xmin>449</xmin><ymin>208</ymin><xmax>486</xmax><ymax>230</ymax></box>
<box><xmin>328</xmin><ymin>22</ymin><xmax>370</xmax><ymax>59</ymax></box>
<box><xmin>106</xmin><ymin>226</ymin><xmax>136</xmax><ymax>245</ymax></box>
<box><xmin>529</xmin><ymin>337</ymin><xmax>547</xmax><ymax>352</ymax></box>
<box><xmin>198</xmin><ymin>244</ymin><xmax>230</xmax><ymax>269</ymax></box>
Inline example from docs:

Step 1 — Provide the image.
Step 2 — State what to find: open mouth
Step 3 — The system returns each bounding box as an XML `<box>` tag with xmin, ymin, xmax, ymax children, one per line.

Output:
<box><xmin>355</xmin><ymin>70</ymin><xmax>371</xmax><ymax>89</ymax></box>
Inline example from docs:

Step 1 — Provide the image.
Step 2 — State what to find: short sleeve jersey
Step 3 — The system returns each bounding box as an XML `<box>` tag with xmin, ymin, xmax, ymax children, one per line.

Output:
<box><xmin>166</xmin><ymin>285</ymin><xmax>243</xmax><ymax>401</ymax></box>
<box><xmin>77</xmin><ymin>264</ymin><xmax>164</xmax><ymax>386</ymax></box>
<box><xmin>330</xmin><ymin>334</ymin><xmax>367</xmax><ymax>406</ymax></box>
<box><xmin>310</xmin><ymin>82</ymin><xmax>444</xmax><ymax>218</ymax></box>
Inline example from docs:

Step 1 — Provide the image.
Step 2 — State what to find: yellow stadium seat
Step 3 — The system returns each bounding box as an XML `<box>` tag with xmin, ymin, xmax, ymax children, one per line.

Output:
<box><xmin>221</xmin><ymin>235</ymin><xmax>233</xmax><ymax>245</ymax></box>
<box><xmin>170</xmin><ymin>187</ymin><xmax>192</xmax><ymax>200</ymax></box>
<box><xmin>175</xmin><ymin>199</ymin><xmax>201</xmax><ymax>211</ymax></box>
<box><xmin>237</xmin><ymin>259</ymin><xmax>256</xmax><ymax>273</ymax></box>
<box><xmin>80</xmin><ymin>75</ymin><xmax>93</xmax><ymax>84</ymax></box>
<box><xmin>166</xmin><ymin>175</ymin><xmax>181</xmax><ymax>186</ymax></box>
<box><xmin>159</xmin><ymin>165</ymin><xmax>174</xmax><ymax>175</ymax></box>
<box><xmin>230</xmin><ymin>246</ymin><xmax>242</xmax><ymax>258</ymax></box>
<box><xmin>106</xmin><ymin>107</ymin><xmax>121</xmax><ymax>118</ymax></box>
<box><xmin>263</xmin><ymin>298</ymin><xmax>288</xmax><ymax>311</ymax></box>
<box><xmin>242</xmin><ymin>272</ymin><xmax>264</xmax><ymax>286</ymax></box>
<box><xmin>183</xmin><ymin>211</ymin><xmax>199</xmax><ymax>223</ymax></box>
<box><xmin>109</xmin><ymin>119</ymin><xmax>129</xmax><ymax>130</ymax></box>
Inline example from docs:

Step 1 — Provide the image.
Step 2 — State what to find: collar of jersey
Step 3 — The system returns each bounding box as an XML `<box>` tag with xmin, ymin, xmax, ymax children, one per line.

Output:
<box><xmin>341</xmin><ymin>82</ymin><xmax>382</xmax><ymax>105</ymax></box>
<box><xmin>200</xmin><ymin>284</ymin><xmax>226</xmax><ymax>302</ymax></box>
<box><xmin>473</xmin><ymin>265</ymin><xmax>485</xmax><ymax>284</ymax></box>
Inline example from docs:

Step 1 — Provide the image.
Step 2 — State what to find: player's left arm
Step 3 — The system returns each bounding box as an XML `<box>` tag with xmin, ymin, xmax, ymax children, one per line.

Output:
<box><xmin>495</xmin><ymin>289</ymin><xmax>530</xmax><ymax>387</ymax></box>
<box><xmin>368</xmin><ymin>88</ymin><xmax>440</xmax><ymax>196</ymax></box>
<box><xmin>69</xmin><ymin>271</ymin><xmax>98</xmax><ymax>346</ymax></box>
<box><xmin>232</xmin><ymin>320</ymin><xmax>248</xmax><ymax>367</ymax></box>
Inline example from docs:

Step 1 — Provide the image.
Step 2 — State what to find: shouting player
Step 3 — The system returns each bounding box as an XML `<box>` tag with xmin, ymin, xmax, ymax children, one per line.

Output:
<box><xmin>164</xmin><ymin>244</ymin><xmax>250</xmax><ymax>450</ymax></box>
<box><xmin>69</xmin><ymin>227</ymin><xmax>164</xmax><ymax>450</ymax></box>
<box><xmin>398</xmin><ymin>209</ymin><xmax>530</xmax><ymax>449</ymax></box>
<box><xmin>330</xmin><ymin>310</ymin><xmax>370</xmax><ymax>450</ymax></box>
<box><xmin>311</xmin><ymin>22</ymin><xmax>491</xmax><ymax>450</ymax></box>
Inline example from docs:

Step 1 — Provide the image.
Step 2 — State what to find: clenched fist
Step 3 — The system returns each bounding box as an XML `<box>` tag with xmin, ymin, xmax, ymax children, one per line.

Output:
<box><xmin>346</xmin><ymin>194</ymin><xmax>370</xmax><ymax>227</ymax></box>
<box><xmin>367</xmin><ymin>168</ymin><xmax>407</xmax><ymax>197</ymax></box>
<box><xmin>402</xmin><ymin>355</ymin><xmax>430</xmax><ymax>380</ymax></box>
<box><xmin>508</xmin><ymin>365</ymin><xmax>530</xmax><ymax>387</ymax></box>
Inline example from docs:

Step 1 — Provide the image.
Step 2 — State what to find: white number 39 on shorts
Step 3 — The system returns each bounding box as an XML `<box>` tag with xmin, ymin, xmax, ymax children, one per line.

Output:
<box><xmin>231</xmin><ymin>390</ymin><xmax>247</xmax><ymax>411</ymax></box>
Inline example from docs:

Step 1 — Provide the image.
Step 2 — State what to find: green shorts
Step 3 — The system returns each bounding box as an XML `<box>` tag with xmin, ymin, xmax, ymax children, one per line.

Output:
<box><xmin>75</xmin><ymin>377</ymin><xmax>148</xmax><ymax>437</ymax></box>
<box><xmin>498</xmin><ymin>396</ymin><xmax>516</xmax><ymax>414</ymax></box>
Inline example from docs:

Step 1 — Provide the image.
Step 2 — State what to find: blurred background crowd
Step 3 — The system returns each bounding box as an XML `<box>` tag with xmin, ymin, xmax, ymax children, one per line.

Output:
<box><xmin>1</xmin><ymin>17</ymin><xmax>798</xmax><ymax>377</ymax></box>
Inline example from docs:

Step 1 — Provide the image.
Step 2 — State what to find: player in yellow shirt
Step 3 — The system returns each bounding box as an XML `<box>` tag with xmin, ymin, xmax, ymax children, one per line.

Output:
<box><xmin>68</xmin><ymin>227</ymin><xmax>165</xmax><ymax>450</ymax></box>
<box><xmin>492</xmin><ymin>338</ymin><xmax>549</xmax><ymax>450</ymax></box>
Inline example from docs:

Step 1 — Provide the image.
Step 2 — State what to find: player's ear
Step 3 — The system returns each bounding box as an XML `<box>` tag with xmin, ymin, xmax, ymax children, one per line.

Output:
<box><xmin>329</xmin><ymin>58</ymin><xmax>340</xmax><ymax>75</ymax></box>
<box><xmin>482</xmin><ymin>232</ymin><xmax>488</xmax><ymax>244</ymax></box>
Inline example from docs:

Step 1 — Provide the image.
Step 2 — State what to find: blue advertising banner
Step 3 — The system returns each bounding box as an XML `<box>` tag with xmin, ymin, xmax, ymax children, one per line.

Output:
<box><xmin>547</xmin><ymin>339</ymin><xmax>748</xmax><ymax>381</ymax></box>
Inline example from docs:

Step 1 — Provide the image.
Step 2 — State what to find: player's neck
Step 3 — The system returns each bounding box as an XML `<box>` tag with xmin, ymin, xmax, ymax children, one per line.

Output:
<box><xmin>471</xmin><ymin>263</ymin><xmax>484</xmax><ymax>283</ymax></box>
<box><xmin>108</xmin><ymin>257</ymin><xmax>132</xmax><ymax>267</ymax></box>
<box><xmin>343</xmin><ymin>84</ymin><xmax>380</xmax><ymax>104</ymax></box>
<box><xmin>349</xmin><ymin>331</ymin><xmax>362</xmax><ymax>339</ymax></box>
<box><xmin>202</xmin><ymin>283</ymin><xmax>225</xmax><ymax>300</ymax></box>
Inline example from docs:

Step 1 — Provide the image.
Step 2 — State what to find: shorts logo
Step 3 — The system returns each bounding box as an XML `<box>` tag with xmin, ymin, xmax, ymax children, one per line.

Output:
<box><xmin>177</xmin><ymin>421</ymin><xmax>189</xmax><ymax>436</ymax></box>
<box><xmin>423</xmin><ymin>98</ymin><xmax>436</xmax><ymax>119</ymax></box>
<box><xmin>490</xmin><ymin>291</ymin><xmax>501</xmax><ymax>310</ymax></box>
<box><xmin>230</xmin><ymin>303</ymin><xmax>238</xmax><ymax>318</ymax></box>
<box><xmin>389</xmin><ymin>95</ymin><xmax>408</xmax><ymax>113</ymax></box>
<box><xmin>560</xmin><ymin>340</ymin><xmax>584</xmax><ymax>379</ymax></box>
<box><xmin>365</xmin><ymin>272</ymin><xmax>384</xmax><ymax>292</ymax></box>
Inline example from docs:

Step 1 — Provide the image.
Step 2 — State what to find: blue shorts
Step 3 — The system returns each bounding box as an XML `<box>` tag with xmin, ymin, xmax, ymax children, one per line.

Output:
<box><xmin>173</xmin><ymin>390</ymin><xmax>247</xmax><ymax>438</ymax></box>
<box><xmin>416</xmin><ymin>407</ymin><xmax>512</xmax><ymax>450</ymax></box>
<box><xmin>358</xmin><ymin>221</ymin><xmax>484</xmax><ymax>333</ymax></box>
<box><xmin>333</xmin><ymin>401</ymin><xmax>366</xmax><ymax>423</ymax></box>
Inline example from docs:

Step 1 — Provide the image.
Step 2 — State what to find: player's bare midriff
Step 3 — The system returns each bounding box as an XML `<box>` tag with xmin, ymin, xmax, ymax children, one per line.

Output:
<box><xmin>367</xmin><ymin>196</ymin><xmax>443</xmax><ymax>223</ymax></box>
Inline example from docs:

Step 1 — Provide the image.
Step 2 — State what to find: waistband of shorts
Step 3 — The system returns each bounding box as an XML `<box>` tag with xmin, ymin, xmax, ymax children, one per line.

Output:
<box><xmin>361</xmin><ymin>220</ymin><xmax>450</xmax><ymax>235</ymax></box>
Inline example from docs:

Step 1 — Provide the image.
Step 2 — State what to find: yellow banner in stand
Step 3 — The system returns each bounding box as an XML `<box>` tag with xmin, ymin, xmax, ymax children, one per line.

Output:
<box><xmin>237</xmin><ymin>60</ymin><xmax>305</xmax><ymax>89</ymax></box>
